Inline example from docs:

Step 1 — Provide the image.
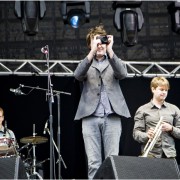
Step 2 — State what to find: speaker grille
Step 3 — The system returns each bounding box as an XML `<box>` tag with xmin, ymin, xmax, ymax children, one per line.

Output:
<box><xmin>94</xmin><ymin>155</ymin><xmax>180</xmax><ymax>179</ymax></box>
<box><xmin>0</xmin><ymin>156</ymin><xmax>27</xmax><ymax>179</ymax></box>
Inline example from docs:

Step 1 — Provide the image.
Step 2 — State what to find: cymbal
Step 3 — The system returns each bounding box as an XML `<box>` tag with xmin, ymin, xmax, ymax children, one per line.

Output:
<box><xmin>20</xmin><ymin>136</ymin><xmax>48</xmax><ymax>144</ymax></box>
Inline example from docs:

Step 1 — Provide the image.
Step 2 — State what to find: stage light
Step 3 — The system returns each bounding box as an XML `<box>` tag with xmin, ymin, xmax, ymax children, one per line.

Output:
<box><xmin>14</xmin><ymin>1</ymin><xmax>46</xmax><ymax>35</ymax></box>
<box><xmin>68</xmin><ymin>9</ymin><xmax>85</xmax><ymax>28</ymax></box>
<box><xmin>168</xmin><ymin>1</ymin><xmax>180</xmax><ymax>34</ymax></box>
<box><xmin>113</xmin><ymin>1</ymin><xmax>144</xmax><ymax>47</ymax></box>
<box><xmin>61</xmin><ymin>1</ymin><xmax>90</xmax><ymax>28</ymax></box>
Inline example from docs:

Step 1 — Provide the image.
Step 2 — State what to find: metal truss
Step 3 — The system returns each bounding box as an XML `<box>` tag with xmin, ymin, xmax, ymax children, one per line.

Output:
<box><xmin>0</xmin><ymin>59</ymin><xmax>180</xmax><ymax>78</ymax></box>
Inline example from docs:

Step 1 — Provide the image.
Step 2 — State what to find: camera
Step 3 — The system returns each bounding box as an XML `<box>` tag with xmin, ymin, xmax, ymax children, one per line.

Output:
<box><xmin>96</xmin><ymin>36</ymin><xmax>109</xmax><ymax>44</ymax></box>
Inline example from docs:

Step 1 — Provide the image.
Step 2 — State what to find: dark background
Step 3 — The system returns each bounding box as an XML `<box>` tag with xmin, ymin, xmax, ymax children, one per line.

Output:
<box><xmin>0</xmin><ymin>1</ymin><xmax>180</xmax><ymax>179</ymax></box>
<box><xmin>1</xmin><ymin>76</ymin><xmax>180</xmax><ymax>179</ymax></box>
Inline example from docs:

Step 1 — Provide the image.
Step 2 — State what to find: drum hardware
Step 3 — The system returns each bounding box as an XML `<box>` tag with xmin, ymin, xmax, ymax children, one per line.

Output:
<box><xmin>20</xmin><ymin>124</ymin><xmax>48</xmax><ymax>179</ymax></box>
<box><xmin>18</xmin><ymin>81</ymin><xmax>70</xmax><ymax>179</ymax></box>
<box><xmin>17</xmin><ymin>143</ymin><xmax>31</xmax><ymax>152</ymax></box>
<box><xmin>25</xmin><ymin>158</ymin><xmax>50</xmax><ymax>172</ymax></box>
<box><xmin>0</xmin><ymin>137</ymin><xmax>18</xmax><ymax>157</ymax></box>
<box><xmin>1</xmin><ymin>121</ymin><xmax>19</xmax><ymax>158</ymax></box>
<box><xmin>10</xmin><ymin>139</ymin><xmax>19</xmax><ymax>157</ymax></box>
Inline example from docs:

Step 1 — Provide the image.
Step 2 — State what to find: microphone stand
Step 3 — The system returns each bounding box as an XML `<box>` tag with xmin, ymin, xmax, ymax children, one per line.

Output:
<box><xmin>19</xmin><ymin>84</ymin><xmax>71</xmax><ymax>96</ymax></box>
<box><xmin>45</xmin><ymin>128</ymin><xmax>67</xmax><ymax>170</ymax></box>
<box><xmin>56</xmin><ymin>93</ymin><xmax>66</xmax><ymax>179</ymax></box>
<box><xmin>45</xmin><ymin>45</ymin><xmax>54</xmax><ymax>179</ymax></box>
<box><xmin>19</xmin><ymin>45</ymin><xmax>71</xmax><ymax>179</ymax></box>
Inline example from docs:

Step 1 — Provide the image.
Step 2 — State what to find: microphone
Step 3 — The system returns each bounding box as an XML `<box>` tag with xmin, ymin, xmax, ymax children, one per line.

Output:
<box><xmin>41</xmin><ymin>45</ymin><xmax>48</xmax><ymax>54</ymax></box>
<box><xmin>10</xmin><ymin>88</ymin><xmax>25</xmax><ymax>95</ymax></box>
<box><xmin>43</xmin><ymin>120</ymin><xmax>48</xmax><ymax>134</ymax></box>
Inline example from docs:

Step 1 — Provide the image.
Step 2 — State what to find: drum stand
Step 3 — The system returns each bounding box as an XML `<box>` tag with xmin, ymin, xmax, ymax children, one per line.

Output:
<box><xmin>28</xmin><ymin>124</ymin><xmax>43</xmax><ymax>180</ymax></box>
<box><xmin>28</xmin><ymin>144</ymin><xmax>42</xmax><ymax>179</ymax></box>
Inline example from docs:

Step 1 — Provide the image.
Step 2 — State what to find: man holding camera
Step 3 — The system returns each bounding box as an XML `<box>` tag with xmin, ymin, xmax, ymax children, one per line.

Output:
<box><xmin>74</xmin><ymin>24</ymin><xmax>131</xmax><ymax>179</ymax></box>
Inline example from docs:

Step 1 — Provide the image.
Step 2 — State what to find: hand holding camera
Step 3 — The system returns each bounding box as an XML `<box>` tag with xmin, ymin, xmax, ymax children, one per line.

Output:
<box><xmin>96</xmin><ymin>35</ymin><xmax>110</xmax><ymax>44</ymax></box>
<box><xmin>96</xmin><ymin>35</ymin><xmax>114</xmax><ymax>49</ymax></box>
<box><xmin>89</xmin><ymin>35</ymin><xmax>114</xmax><ymax>60</ymax></box>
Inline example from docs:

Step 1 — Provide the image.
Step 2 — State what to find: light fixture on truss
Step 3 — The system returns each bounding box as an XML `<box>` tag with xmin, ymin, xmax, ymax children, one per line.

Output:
<box><xmin>113</xmin><ymin>1</ymin><xmax>144</xmax><ymax>46</ymax></box>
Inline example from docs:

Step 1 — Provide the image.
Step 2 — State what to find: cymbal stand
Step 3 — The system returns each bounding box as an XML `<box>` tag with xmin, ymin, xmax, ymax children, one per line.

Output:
<box><xmin>41</xmin><ymin>45</ymin><xmax>70</xmax><ymax>179</ymax></box>
<box><xmin>29</xmin><ymin>124</ymin><xmax>43</xmax><ymax>180</ymax></box>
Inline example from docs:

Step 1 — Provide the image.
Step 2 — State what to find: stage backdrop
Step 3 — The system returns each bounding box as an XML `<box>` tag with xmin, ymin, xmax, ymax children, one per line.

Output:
<box><xmin>0</xmin><ymin>76</ymin><xmax>180</xmax><ymax>179</ymax></box>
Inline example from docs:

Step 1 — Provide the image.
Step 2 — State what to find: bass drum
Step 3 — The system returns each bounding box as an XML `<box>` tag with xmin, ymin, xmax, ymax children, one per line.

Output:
<box><xmin>0</xmin><ymin>137</ymin><xmax>16</xmax><ymax>157</ymax></box>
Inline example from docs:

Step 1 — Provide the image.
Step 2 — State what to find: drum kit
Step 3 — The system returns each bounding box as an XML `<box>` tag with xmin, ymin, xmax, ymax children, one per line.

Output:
<box><xmin>0</xmin><ymin>134</ymin><xmax>48</xmax><ymax>179</ymax></box>
<box><xmin>0</xmin><ymin>137</ymin><xmax>16</xmax><ymax>157</ymax></box>
<box><xmin>20</xmin><ymin>135</ymin><xmax>49</xmax><ymax>179</ymax></box>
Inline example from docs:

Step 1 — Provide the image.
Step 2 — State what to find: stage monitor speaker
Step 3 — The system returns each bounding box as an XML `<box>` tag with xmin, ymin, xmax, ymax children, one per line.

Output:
<box><xmin>93</xmin><ymin>155</ymin><xmax>180</xmax><ymax>179</ymax></box>
<box><xmin>0</xmin><ymin>156</ymin><xmax>27</xmax><ymax>179</ymax></box>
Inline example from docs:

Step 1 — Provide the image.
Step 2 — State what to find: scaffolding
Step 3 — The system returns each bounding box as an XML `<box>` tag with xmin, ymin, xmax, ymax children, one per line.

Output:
<box><xmin>0</xmin><ymin>59</ymin><xmax>180</xmax><ymax>78</ymax></box>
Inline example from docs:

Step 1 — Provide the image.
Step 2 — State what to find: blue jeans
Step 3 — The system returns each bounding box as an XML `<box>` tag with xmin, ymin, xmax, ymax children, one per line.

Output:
<box><xmin>82</xmin><ymin>114</ymin><xmax>122</xmax><ymax>179</ymax></box>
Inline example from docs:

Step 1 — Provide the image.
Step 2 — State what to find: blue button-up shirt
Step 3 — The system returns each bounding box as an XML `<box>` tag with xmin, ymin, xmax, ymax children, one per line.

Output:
<box><xmin>93</xmin><ymin>57</ymin><xmax>114</xmax><ymax>117</ymax></box>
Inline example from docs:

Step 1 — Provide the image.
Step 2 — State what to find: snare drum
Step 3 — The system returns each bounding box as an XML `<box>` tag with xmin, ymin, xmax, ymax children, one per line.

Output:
<box><xmin>0</xmin><ymin>137</ymin><xmax>16</xmax><ymax>157</ymax></box>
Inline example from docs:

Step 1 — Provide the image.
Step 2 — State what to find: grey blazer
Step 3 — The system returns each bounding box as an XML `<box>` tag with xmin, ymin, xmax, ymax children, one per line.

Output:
<box><xmin>74</xmin><ymin>54</ymin><xmax>131</xmax><ymax>120</ymax></box>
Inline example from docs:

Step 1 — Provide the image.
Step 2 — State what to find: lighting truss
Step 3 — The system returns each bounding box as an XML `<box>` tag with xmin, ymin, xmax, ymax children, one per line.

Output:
<box><xmin>0</xmin><ymin>59</ymin><xmax>180</xmax><ymax>78</ymax></box>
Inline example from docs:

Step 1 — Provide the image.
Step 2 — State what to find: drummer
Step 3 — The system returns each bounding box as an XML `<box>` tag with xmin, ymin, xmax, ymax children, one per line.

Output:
<box><xmin>0</xmin><ymin>107</ymin><xmax>17</xmax><ymax>155</ymax></box>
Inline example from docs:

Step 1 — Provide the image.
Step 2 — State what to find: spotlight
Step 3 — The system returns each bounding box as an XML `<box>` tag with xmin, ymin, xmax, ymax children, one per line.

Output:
<box><xmin>14</xmin><ymin>1</ymin><xmax>46</xmax><ymax>35</ymax></box>
<box><xmin>113</xmin><ymin>1</ymin><xmax>144</xmax><ymax>47</ymax></box>
<box><xmin>68</xmin><ymin>9</ymin><xmax>85</xmax><ymax>28</ymax></box>
<box><xmin>61</xmin><ymin>1</ymin><xmax>90</xmax><ymax>28</ymax></box>
<box><xmin>168</xmin><ymin>1</ymin><xmax>180</xmax><ymax>34</ymax></box>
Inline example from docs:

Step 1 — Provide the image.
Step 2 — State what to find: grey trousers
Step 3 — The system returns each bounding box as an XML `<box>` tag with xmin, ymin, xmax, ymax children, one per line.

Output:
<box><xmin>82</xmin><ymin>114</ymin><xmax>122</xmax><ymax>179</ymax></box>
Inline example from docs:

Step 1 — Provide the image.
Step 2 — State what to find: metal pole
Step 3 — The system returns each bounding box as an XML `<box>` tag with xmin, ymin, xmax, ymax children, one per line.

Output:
<box><xmin>43</xmin><ymin>45</ymin><xmax>54</xmax><ymax>179</ymax></box>
<box><xmin>56</xmin><ymin>94</ymin><xmax>61</xmax><ymax>179</ymax></box>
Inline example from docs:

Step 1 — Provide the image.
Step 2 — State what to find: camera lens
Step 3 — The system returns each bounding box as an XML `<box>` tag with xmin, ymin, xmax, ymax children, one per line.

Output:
<box><xmin>96</xmin><ymin>36</ymin><xmax>109</xmax><ymax>44</ymax></box>
<box><xmin>101</xmin><ymin>36</ymin><xmax>108</xmax><ymax>44</ymax></box>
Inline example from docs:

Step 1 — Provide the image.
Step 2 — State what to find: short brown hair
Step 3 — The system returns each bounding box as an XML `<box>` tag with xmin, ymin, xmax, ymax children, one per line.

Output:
<box><xmin>86</xmin><ymin>24</ymin><xmax>107</xmax><ymax>47</ymax></box>
<box><xmin>150</xmin><ymin>76</ymin><xmax>170</xmax><ymax>90</ymax></box>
